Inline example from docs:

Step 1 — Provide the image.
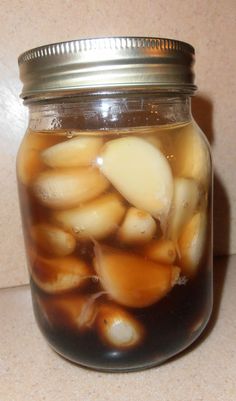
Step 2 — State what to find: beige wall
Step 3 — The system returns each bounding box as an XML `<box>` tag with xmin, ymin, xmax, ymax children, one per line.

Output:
<box><xmin>0</xmin><ymin>0</ymin><xmax>235</xmax><ymax>288</ymax></box>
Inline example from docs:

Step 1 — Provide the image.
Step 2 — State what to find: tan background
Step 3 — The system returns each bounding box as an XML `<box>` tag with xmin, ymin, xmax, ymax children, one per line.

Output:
<box><xmin>0</xmin><ymin>0</ymin><xmax>235</xmax><ymax>288</ymax></box>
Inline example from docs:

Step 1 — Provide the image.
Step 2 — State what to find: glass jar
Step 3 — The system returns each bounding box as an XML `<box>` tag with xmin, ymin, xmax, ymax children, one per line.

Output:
<box><xmin>17</xmin><ymin>37</ymin><xmax>212</xmax><ymax>372</ymax></box>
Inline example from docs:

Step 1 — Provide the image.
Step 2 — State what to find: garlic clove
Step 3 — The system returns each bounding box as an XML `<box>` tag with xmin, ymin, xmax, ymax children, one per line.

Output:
<box><xmin>32</xmin><ymin>167</ymin><xmax>109</xmax><ymax>210</ymax></box>
<box><xmin>168</xmin><ymin>178</ymin><xmax>200</xmax><ymax>241</ymax></box>
<box><xmin>30</xmin><ymin>223</ymin><xmax>76</xmax><ymax>256</ymax></box>
<box><xmin>93</xmin><ymin>243</ymin><xmax>180</xmax><ymax>308</ymax></box>
<box><xmin>40</xmin><ymin>294</ymin><xmax>98</xmax><ymax>330</ymax></box>
<box><xmin>171</xmin><ymin>124</ymin><xmax>211</xmax><ymax>188</ymax></box>
<box><xmin>100</xmin><ymin>136</ymin><xmax>173</xmax><ymax>225</ymax></box>
<box><xmin>117</xmin><ymin>207</ymin><xmax>156</xmax><ymax>244</ymax></box>
<box><xmin>30</xmin><ymin>254</ymin><xmax>92</xmax><ymax>293</ymax></box>
<box><xmin>179</xmin><ymin>212</ymin><xmax>207</xmax><ymax>276</ymax></box>
<box><xmin>142</xmin><ymin>239</ymin><xmax>176</xmax><ymax>264</ymax></box>
<box><xmin>96</xmin><ymin>303</ymin><xmax>145</xmax><ymax>349</ymax></box>
<box><xmin>53</xmin><ymin>193</ymin><xmax>126</xmax><ymax>240</ymax></box>
<box><xmin>41</xmin><ymin>136</ymin><xmax>104</xmax><ymax>168</ymax></box>
<box><xmin>17</xmin><ymin>132</ymin><xmax>61</xmax><ymax>185</ymax></box>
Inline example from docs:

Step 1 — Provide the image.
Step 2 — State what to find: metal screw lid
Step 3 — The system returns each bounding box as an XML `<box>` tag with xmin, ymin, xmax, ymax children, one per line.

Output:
<box><xmin>18</xmin><ymin>37</ymin><xmax>196</xmax><ymax>100</ymax></box>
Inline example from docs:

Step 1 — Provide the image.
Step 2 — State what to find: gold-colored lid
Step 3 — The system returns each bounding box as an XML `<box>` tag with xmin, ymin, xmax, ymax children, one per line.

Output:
<box><xmin>18</xmin><ymin>37</ymin><xmax>196</xmax><ymax>100</ymax></box>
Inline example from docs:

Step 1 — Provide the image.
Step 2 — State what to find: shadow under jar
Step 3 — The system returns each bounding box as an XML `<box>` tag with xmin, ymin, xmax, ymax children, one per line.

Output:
<box><xmin>17</xmin><ymin>37</ymin><xmax>213</xmax><ymax>372</ymax></box>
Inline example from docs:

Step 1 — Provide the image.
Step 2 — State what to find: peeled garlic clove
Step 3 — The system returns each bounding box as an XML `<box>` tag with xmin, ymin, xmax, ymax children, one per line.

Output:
<box><xmin>17</xmin><ymin>132</ymin><xmax>61</xmax><ymax>185</ymax></box>
<box><xmin>168</xmin><ymin>178</ymin><xmax>200</xmax><ymax>241</ymax></box>
<box><xmin>40</xmin><ymin>294</ymin><xmax>98</xmax><ymax>330</ymax></box>
<box><xmin>53</xmin><ymin>193</ymin><xmax>126</xmax><ymax>240</ymax></box>
<box><xmin>31</xmin><ymin>255</ymin><xmax>92</xmax><ymax>293</ymax></box>
<box><xmin>93</xmin><ymin>244</ymin><xmax>180</xmax><ymax>308</ymax></box>
<box><xmin>100</xmin><ymin>137</ymin><xmax>173</xmax><ymax>223</ymax></box>
<box><xmin>17</xmin><ymin>148</ymin><xmax>43</xmax><ymax>186</ymax></box>
<box><xmin>96</xmin><ymin>303</ymin><xmax>144</xmax><ymax>348</ymax></box>
<box><xmin>30</xmin><ymin>223</ymin><xmax>76</xmax><ymax>256</ymax></box>
<box><xmin>142</xmin><ymin>239</ymin><xmax>176</xmax><ymax>264</ymax></box>
<box><xmin>41</xmin><ymin>136</ymin><xmax>104</xmax><ymax>168</ymax></box>
<box><xmin>117</xmin><ymin>207</ymin><xmax>156</xmax><ymax>244</ymax></box>
<box><xmin>179</xmin><ymin>212</ymin><xmax>207</xmax><ymax>276</ymax></box>
<box><xmin>32</xmin><ymin>167</ymin><xmax>109</xmax><ymax>209</ymax></box>
<box><xmin>171</xmin><ymin>124</ymin><xmax>211</xmax><ymax>187</ymax></box>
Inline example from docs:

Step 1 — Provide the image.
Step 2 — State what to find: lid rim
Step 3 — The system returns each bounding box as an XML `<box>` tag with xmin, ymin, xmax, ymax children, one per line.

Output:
<box><xmin>22</xmin><ymin>84</ymin><xmax>197</xmax><ymax>102</ymax></box>
<box><xmin>18</xmin><ymin>36</ymin><xmax>194</xmax><ymax>65</ymax></box>
<box><xmin>18</xmin><ymin>36</ymin><xmax>196</xmax><ymax>99</ymax></box>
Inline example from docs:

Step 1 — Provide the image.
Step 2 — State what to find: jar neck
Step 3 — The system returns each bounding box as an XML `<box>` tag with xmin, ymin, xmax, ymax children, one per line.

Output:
<box><xmin>27</xmin><ymin>93</ymin><xmax>192</xmax><ymax>132</ymax></box>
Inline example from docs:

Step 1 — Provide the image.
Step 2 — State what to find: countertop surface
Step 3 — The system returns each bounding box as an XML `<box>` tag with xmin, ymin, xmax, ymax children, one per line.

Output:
<box><xmin>0</xmin><ymin>256</ymin><xmax>235</xmax><ymax>401</ymax></box>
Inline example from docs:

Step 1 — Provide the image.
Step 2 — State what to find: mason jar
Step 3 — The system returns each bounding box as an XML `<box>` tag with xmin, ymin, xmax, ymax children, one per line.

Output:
<box><xmin>17</xmin><ymin>37</ymin><xmax>212</xmax><ymax>372</ymax></box>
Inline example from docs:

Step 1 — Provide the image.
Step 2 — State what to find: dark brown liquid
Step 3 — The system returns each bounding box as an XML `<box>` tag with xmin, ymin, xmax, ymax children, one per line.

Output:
<box><xmin>31</xmin><ymin>262</ymin><xmax>212</xmax><ymax>371</ymax></box>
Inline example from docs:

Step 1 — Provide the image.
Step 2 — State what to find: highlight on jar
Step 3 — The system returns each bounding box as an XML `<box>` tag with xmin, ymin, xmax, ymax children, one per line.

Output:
<box><xmin>17</xmin><ymin>122</ymin><xmax>210</xmax><ymax>351</ymax></box>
